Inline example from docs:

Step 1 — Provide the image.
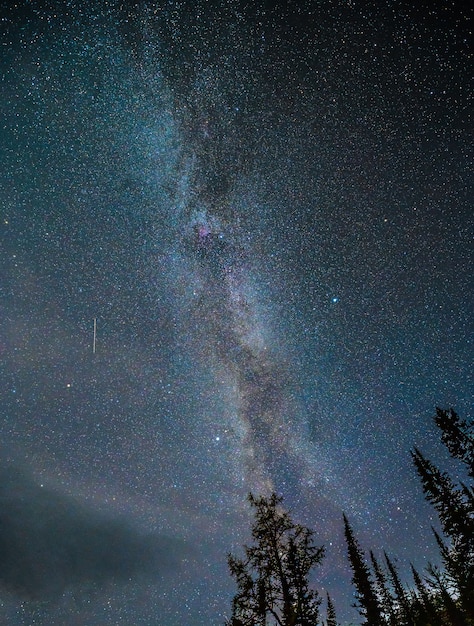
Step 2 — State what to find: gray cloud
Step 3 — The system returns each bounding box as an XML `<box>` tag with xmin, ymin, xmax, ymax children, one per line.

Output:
<box><xmin>0</xmin><ymin>465</ymin><xmax>185</xmax><ymax>599</ymax></box>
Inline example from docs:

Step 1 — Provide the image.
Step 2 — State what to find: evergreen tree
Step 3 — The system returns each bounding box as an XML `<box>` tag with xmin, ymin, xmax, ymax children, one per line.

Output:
<box><xmin>226</xmin><ymin>492</ymin><xmax>325</xmax><ymax>626</ymax></box>
<box><xmin>425</xmin><ymin>563</ymin><xmax>467</xmax><ymax>625</ymax></box>
<box><xmin>384</xmin><ymin>552</ymin><xmax>414</xmax><ymax>626</ymax></box>
<box><xmin>411</xmin><ymin>447</ymin><xmax>469</xmax><ymax>537</ymax></box>
<box><xmin>434</xmin><ymin>408</ymin><xmax>474</xmax><ymax>478</ymax></box>
<box><xmin>325</xmin><ymin>592</ymin><xmax>338</xmax><ymax>626</ymax></box>
<box><xmin>412</xmin><ymin>447</ymin><xmax>474</xmax><ymax>619</ymax></box>
<box><xmin>369</xmin><ymin>551</ymin><xmax>396</xmax><ymax>625</ymax></box>
<box><xmin>410</xmin><ymin>563</ymin><xmax>441</xmax><ymax>625</ymax></box>
<box><xmin>342</xmin><ymin>514</ymin><xmax>382</xmax><ymax>626</ymax></box>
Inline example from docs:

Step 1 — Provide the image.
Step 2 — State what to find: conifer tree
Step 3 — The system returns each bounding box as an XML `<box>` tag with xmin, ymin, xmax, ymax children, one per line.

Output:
<box><xmin>342</xmin><ymin>514</ymin><xmax>381</xmax><ymax>626</ymax></box>
<box><xmin>369</xmin><ymin>551</ymin><xmax>396</xmax><ymax>625</ymax></box>
<box><xmin>411</xmin><ymin>447</ymin><xmax>473</xmax><ymax>549</ymax></box>
<box><xmin>325</xmin><ymin>593</ymin><xmax>338</xmax><ymax>626</ymax></box>
<box><xmin>434</xmin><ymin>408</ymin><xmax>474</xmax><ymax>478</ymax></box>
<box><xmin>413</xmin><ymin>409</ymin><xmax>474</xmax><ymax>621</ymax></box>
<box><xmin>425</xmin><ymin>563</ymin><xmax>467</xmax><ymax>625</ymax></box>
<box><xmin>384</xmin><ymin>552</ymin><xmax>414</xmax><ymax>626</ymax></box>
<box><xmin>410</xmin><ymin>563</ymin><xmax>441</xmax><ymax>625</ymax></box>
<box><xmin>412</xmin><ymin>447</ymin><xmax>474</xmax><ymax>619</ymax></box>
<box><xmin>226</xmin><ymin>492</ymin><xmax>325</xmax><ymax>626</ymax></box>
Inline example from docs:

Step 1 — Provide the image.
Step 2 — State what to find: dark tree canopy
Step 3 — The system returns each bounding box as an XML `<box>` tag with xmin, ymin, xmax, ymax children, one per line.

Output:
<box><xmin>225</xmin><ymin>408</ymin><xmax>474</xmax><ymax>626</ymax></box>
<box><xmin>226</xmin><ymin>492</ymin><xmax>326</xmax><ymax>626</ymax></box>
<box><xmin>434</xmin><ymin>408</ymin><xmax>474</xmax><ymax>478</ymax></box>
<box><xmin>325</xmin><ymin>593</ymin><xmax>338</xmax><ymax>626</ymax></box>
<box><xmin>342</xmin><ymin>514</ymin><xmax>381</xmax><ymax>626</ymax></box>
<box><xmin>412</xmin><ymin>424</ymin><xmax>474</xmax><ymax>622</ymax></box>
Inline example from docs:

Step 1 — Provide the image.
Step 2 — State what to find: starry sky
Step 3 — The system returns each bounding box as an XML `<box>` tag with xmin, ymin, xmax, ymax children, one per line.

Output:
<box><xmin>1</xmin><ymin>1</ymin><xmax>472</xmax><ymax>624</ymax></box>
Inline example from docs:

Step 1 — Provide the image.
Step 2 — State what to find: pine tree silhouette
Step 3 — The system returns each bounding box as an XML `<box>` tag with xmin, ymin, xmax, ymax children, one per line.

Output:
<box><xmin>325</xmin><ymin>592</ymin><xmax>338</xmax><ymax>626</ymax></box>
<box><xmin>412</xmin><ymin>447</ymin><xmax>474</xmax><ymax>619</ymax></box>
<box><xmin>226</xmin><ymin>492</ymin><xmax>325</xmax><ymax>626</ymax></box>
<box><xmin>410</xmin><ymin>563</ymin><xmax>441</xmax><ymax>625</ymax></box>
<box><xmin>384</xmin><ymin>552</ymin><xmax>414</xmax><ymax>626</ymax></box>
<box><xmin>369</xmin><ymin>551</ymin><xmax>396</xmax><ymax>625</ymax></box>
<box><xmin>434</xmin><ymin>408</ymin><xmax>474</xmax><ymax>478</ymax></box>
<box><xmin>342</xmin><ymin>514</ymin><xmax>382</xmax><ymax>626</ymax></box>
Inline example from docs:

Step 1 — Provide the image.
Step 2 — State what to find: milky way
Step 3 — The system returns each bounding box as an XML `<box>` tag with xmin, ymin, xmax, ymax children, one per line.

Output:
<box><xmin>177</xmin><ymin>200</ymin><xmax>327</xmax><ymax>496</ymax></box>
<box><xmin>1</xmin><ymin>2</ymin><xmax>472</xmax><ymax>624</ymax></box>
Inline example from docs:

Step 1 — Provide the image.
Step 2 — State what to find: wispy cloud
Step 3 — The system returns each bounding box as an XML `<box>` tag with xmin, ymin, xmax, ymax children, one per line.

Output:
<box><xmin>0</xmin><ymin>465</ymin><xmax>186</xmax><ymax>599</ymax></box>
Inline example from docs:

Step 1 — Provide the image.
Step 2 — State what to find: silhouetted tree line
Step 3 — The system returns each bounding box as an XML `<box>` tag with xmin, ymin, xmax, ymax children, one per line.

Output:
<box><xmin>226</xmin><ymin>408</ymin><xmax>474</xmax><ymax>625</ymax></box>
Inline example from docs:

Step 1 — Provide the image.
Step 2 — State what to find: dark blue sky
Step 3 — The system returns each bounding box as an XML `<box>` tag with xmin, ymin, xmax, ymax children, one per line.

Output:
<box><xmin>1</xmin><ymin>1</ymin><xmax>472</xmax><ymax>623</ymax></box>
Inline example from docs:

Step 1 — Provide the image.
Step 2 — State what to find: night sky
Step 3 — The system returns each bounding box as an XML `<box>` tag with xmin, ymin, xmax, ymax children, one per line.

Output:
<box><xmin>1</xmin><ymin>1</ymin><xmax>472</xmax><ymax>624</ymax></box>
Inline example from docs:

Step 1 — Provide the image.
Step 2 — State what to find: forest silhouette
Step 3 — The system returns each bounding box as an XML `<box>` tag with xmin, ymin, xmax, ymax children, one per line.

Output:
<box><xmin>226</xmin><ymin>408</ymin><xmax>474</xmax><ymax>625</ymax></box>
